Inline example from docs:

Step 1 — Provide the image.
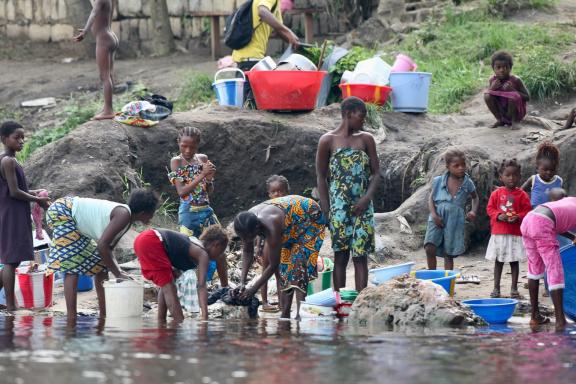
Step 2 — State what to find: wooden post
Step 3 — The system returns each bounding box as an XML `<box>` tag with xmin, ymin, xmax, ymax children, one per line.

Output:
<box><xmin>304</xmin><ymin>11</ymin><xmax>314</xmax><ymax>43</ymax></box>
<box><xmin>211</xmin><ymin>16</ymin><xmax>221</xmax><ymax>60</ymax></box>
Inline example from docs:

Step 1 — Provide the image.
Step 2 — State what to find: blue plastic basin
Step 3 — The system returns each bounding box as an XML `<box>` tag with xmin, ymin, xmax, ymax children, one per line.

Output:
<box><xmin>77</xmin><ymin>275</ymin><xmax>94</xmax><ymax>292</ymax></box>
<box><xmin>370</xmin><ymin>262</ymin><xmax>415</xmax><ymax>285</ymax></box>
<box><xmin>462</xmin><ymin>298</ymin><xmax>518</xmax><ymax>324</ymax></box>
<box><xmin>412</xmin><ymin>270</ymin><xmax>460</xmax><ymax>296</ymax></box>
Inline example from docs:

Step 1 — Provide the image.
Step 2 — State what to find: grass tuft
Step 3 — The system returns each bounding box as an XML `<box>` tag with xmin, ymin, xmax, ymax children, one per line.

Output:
<box><xmin>173</xmin><ymin>72</ymin><xmax>214</xmax><ymax>112</ymax></box>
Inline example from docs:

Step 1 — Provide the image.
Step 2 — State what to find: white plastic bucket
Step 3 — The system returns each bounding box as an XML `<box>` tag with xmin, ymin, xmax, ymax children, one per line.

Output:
<box><xmin>103</xmin><ymin>279</ymin><xmax>143</xmax><ymax>318</ymax></box>
<box><xmin>389</xmin><ymin>72</ymin><xmax>432</xmax><ymax>113</ymax></box>
<box><xmin>213</xmin><ymin>68</ymin><xmax>245</xmax><ymax>107</ymax></box>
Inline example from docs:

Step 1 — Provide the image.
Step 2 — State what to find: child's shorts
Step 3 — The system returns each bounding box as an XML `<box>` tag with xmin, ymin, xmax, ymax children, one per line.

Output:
<box><xmin>521</xmin><ymin>212</ymin><xmax>564</xmax><ymax>291</ymax></box>
<box><xmin>134</xmin><ymin>229</ymin><xmax>174</xmax><ymax>287</ymax></box>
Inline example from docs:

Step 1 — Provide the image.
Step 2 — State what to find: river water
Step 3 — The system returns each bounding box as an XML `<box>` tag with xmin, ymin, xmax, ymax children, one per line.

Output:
<box><xmin>0</xmin><ymin>315</ymin><xmax>575</xmax><ymax>384</ymax></box>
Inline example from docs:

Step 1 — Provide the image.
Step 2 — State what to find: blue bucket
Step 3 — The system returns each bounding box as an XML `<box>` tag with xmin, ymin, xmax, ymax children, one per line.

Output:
<box><xmin>462</xmin><ymin>298</ymin><xmax>518</xmax><ymax>324</ymax></box>
<box><xmin>369</xmin><ymin>262</ymin><xmax>415</xmax><ymax>285</ymax></box>
<box><xmin>213</xmin><ymin>68</ymin><xmax>245</xmax><ymax>107</ymax></box>
<box><xmin>77</xmin><ymin>275</ymin><xmax>94</xmax><ymax>292</ymax></box>
<box><xmin>389</xmin><ymin>72</ymin><xmax>432</xmax><ymax>113</ymax></box>
<box><xmin>411</xmin><ymin>270</ymin><xmax>460</xmax><ymax>296</ymax></box>
<box><xmin>560</xmin><ymin>244</ymin><xmax>576</xmax><ymax>321</ymax></box>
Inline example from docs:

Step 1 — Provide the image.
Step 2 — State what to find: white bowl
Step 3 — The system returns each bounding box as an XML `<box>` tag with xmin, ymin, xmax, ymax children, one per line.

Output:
<box><xmin>251</xmin><ymin>56</ymin><xmax>276</xmax><ymax>71</ymax></box>
<box><xmin>278</xmin><ymin>53</ymin><xmax>317</xmax><ymax>71</ymax></box>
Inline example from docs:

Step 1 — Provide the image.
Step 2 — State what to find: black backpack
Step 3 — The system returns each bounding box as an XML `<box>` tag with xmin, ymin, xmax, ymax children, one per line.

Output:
<box><xmin>224</xmin><ymin>0</ymin><xmax>277</xmax><ymax>50</ymax></box>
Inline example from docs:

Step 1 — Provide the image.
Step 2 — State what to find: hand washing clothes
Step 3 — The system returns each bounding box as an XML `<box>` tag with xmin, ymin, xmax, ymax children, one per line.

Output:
<box><xmin>485</xmin><ymin>187</ymin><xmax>531</xmax><ymax>263</ymax></box>
<box><xmin>0</xmin><ymin>154</ymin><xmax>33</xmax><ymax>264</ymax></box>
<box><xmin>328</xmin><ymin>148</ymin><xmax>375</xmax><ymax>258</ymax></box>
<box><xmin>521</xmin><ymin>197</ymin><xmax>576</xmax><ymax>290</ymax></box>
<box><xmin>424</xmin><ymin>172</ymin><xmax>476</xmax><ymax>257</ymax></box>
<box><xmin>207</xmin><ymin>287</ymin><xmax>260</xmax><ymax>318</ymax></box>
<box><xmin>265</xmin><ymin>195</ymin><xmax>326</xmax><ymax>293</ymax></box>
<box><xmin>526</xmin><ymin>174</ymin><xmax>563</xmax><ymax>208</ymax></box>
<box><xmin>46</xmin><ymin>197</ymin><xmax>131</xmax><ymax>275</ymax></box>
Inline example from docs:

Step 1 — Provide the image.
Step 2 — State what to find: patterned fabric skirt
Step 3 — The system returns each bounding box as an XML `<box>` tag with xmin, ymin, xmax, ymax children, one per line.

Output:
<box><xmin>270</xmin><ymin>196</ymin><xmax>326</xmax><ymax>293</ymax></box>
<box><xmin>485</xmin><ymin>234</ymin><xmax>527</xmax><ymax>263</ymax></box>
<box><xmin>178</xmin><ymin>204</ymin><xmax>220</xmax><ymax>237</ymax></box>
<box><xmin>46</xmin><ymin>197</ymin><xmax>107</xmax><ymax>275</ymax></box>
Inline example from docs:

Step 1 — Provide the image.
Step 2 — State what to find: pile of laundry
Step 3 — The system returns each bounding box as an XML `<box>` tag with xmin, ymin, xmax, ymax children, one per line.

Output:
<box><xmin>114</xmin><ymin>94</ymin><xmax>173</xmax><ymax>127</ymax></box>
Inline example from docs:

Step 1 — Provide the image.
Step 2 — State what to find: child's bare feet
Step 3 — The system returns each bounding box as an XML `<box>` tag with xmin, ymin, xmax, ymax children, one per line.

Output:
<box><xmin>509</xmin><ymin>123</ymin><xmax>520</xmax><ymax>130</ymax></box>
<box><xmin>92</xmin><ymin>111</ymin><xmax>115</xmax><ymax>120</ymax></box>
<box><xmin>529</xmin><ymin>313</ymin><xmax>551</xmax><ymax>329</ymax></box>
<box><xmin>555</xmin><ymin>318</ymin><xmax>567</xmax><ymax>332</ymax></box>
<box><xmin>261</xmin><ymin>303</ymin><xmax>280</xmax><ymax>313</ymax></box>
<box><xmin>490</xmin><ymin>120</ymin><xmax>505</xmax><ymax>128</ymax></box>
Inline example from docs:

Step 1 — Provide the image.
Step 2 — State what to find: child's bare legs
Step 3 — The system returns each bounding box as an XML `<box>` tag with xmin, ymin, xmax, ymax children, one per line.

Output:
<box><xmin>550</xmin><ymin>289</ymin><xmax>567</xmax><ymax>331</ymax></box>
<box><xmin>484</xmin><ymin>94</ymin><xmax>505</xmax><ymax>128</ymax></box>
<box><xmin>507</xmin><ymin>101</ymin><xmax>520</xmax><ymax>130</ymax></box>
<box><xmin>510</xmin><ymin>261</ymin><xmax>520</xmax><ymax>295</ymax></box>
<box><xmin>561</xmin><ymin>108</ymin><xmax>576</xmax><ymax>130</ymax></box>
<box><xmin>1</xmin><ymin>263</ymin><xmax>20</xmax><ymax>311</ymax></box>
<box><xmin>95</xmin><ymin>271</ymin><xmax>107</xmax><ymax>317</ymax></box>
<box><xmin>260</xmin><ymin>254</ymin><xmax>277</xmax><ymax>310</ymax></box>
<box><xmin>425</xmin><ymin>244</ymin><xmax>437</xmax><ymax>270</ymax></box>
<box><xmin>444</xmin><ymin>256</ymin><xmax>454</xmax><ymax>271</ymax></box>
<box><xmin>64</xmin><ymin>274</ymin><xmax>79</xmax><ymax>322</ymax></box>
<box><xmin>279</xmin><ymin>288</ymin><xmax>294</xmax><ymax>319</ymax></box>
<box><xmin>295</xmin><ymin>289</ymin><xmax>306</xmax><ymax>321</ymax></box>
<box><xmin>158</xmin><ymin>282</ymin><xmax>184</xmax><ymax>323</ymax></box>
<box><xmin>352</xmin><ymin>256</ymin><xmax>368</xmax><ymax>291</ymax></box>
<box><xmin>333</xmin><ymin>250</ymin><xmax>350</xmax><ymax>290</ymax></box>
<box><xmin>492</xmin><ymin>260</ymin><xmax>504</xmax><ymax>297</ymax></box>
<box><xmin>93</xmin><ymin>31</ymin><xmax>118</xmax><ymax>120</ymax></box>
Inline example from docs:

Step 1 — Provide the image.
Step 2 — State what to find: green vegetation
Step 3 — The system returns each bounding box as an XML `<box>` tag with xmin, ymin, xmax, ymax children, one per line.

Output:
<box><xmin>0</xmin><ymin>107</ymin><xmax>23</xmax><ymax>122</ymax></box>
<box><xmin>122</xmin><ymin>168</ymin><xmax>178</xmax><ymax>221</ymax></box>
<box><xmin>396</xmin><ymin>4</ymin><xmax>575</xmax><ymax>113</ymax></box>
<box><xmin>299</xmin><ymin>1</ymin><xmax>572</xmax><ymax>113</ymax></box>
<box><xmin>174</xmin><ymin>72</ymin><xmax>214</xmax><ymax>112</ymax></box>
<box><xmin>16</xmin><ymin>85</ymin><xmax>148</xmax><ymax>163</ymax></box>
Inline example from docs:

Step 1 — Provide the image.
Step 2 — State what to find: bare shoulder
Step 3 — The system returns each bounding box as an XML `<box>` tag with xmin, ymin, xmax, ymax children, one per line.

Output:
<box><xmin>0</xmin><ymin>155</ymin><xmax>15</xmax><ymax>169</ymax></box>
<box><xmin>318</xmin><ymin>132</ymin><xmax>334</xmax><ymax>146</ymax></box>
<box><xmin>170</xmin><ymin>156</ymin><xmax>182</xmax><ymax>170</ymax></box>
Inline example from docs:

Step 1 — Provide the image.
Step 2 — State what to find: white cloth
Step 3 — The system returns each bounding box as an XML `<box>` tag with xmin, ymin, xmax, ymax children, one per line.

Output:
<box><xmin>485</xmin><ymin>234</ymin><xmax>526</xmax><ymax>263</ymax></box>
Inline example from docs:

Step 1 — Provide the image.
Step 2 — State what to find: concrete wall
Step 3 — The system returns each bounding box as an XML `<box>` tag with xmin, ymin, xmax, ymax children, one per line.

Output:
<box><xmin>0</xmin><ymin>0</ymin><xmax>349</xmax><ymax>55</ymax></box>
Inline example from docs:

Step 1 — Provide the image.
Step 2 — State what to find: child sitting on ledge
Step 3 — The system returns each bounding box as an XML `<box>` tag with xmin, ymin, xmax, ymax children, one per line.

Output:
<box><xmin>484</xmin><ymin>50</ymin><xmax>530</xmax><ymax>129</ymax></box>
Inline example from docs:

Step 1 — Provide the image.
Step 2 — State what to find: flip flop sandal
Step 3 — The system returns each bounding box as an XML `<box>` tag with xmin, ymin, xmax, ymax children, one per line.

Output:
<box><xmin>510</xmin><ymin>291</ymin><xmax>524</xmax><ymax>299</ymax></box>
<box><xmin>260</xmin><ymin>306</ymin><xmax>280</xmax><ymax>313</ymax></box>
<box><xmin>457</xmin><ymin>274</ymin><xmax>481</xmax><ymax>284</ymax></box>
<box><xmin>490</xmin><ymin>289</ymin><xmax>501</xmax><ymax>298</ymax></box>
<box><xmin>535</xmin><ymin>314</ymin><xmax>551</xmax><ymax>325</ymax></box>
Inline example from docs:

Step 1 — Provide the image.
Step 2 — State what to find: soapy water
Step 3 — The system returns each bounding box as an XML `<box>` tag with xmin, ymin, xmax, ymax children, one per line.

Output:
<box><xmin>0</xmin><ymin>315</ymin><xmax>574</xmax><ymax>384</ymax></box>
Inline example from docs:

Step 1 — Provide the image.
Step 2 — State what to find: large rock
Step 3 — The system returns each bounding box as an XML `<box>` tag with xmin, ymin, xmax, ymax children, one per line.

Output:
<box><xmin>349</xmin><ymin>275</ymin><xmax>483</xmax><ymax>327</ymax></box>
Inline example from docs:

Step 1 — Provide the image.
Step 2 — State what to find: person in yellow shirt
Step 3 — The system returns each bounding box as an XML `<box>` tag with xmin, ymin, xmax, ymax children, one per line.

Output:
<box><xmin>233</xmin><ymin>0</ymin><xmax>300</xmax><ymax>103</ymax></box>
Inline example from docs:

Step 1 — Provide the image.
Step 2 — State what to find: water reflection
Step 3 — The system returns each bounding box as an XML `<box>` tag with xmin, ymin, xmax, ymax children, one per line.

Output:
<box><xmin>0</xmin><ymin>315</ymin><xmax>574</xmax><ymax>384</ymax></box>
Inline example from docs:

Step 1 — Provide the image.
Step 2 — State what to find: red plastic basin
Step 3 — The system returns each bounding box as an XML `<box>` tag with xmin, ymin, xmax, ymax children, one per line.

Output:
<box><xmin>246</xmin><ymin>70</ymin><xmax>326</xmax><ymax>111</ymax></box>
<box><xmin>339</xmin><ymin>83</ymin><xmax>392</xmax><ymax>105</ymax></box>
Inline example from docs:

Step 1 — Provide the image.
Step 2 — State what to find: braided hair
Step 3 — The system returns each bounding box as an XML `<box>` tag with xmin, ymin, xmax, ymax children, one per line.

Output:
<box><xmin>536</xmin><ymin>141</ymin><xmax>560</xmax><ymax>171</ymax></box>
<box><xmin>498</xmin><ymin>158</ymin><xmax>521</xmax><ymax>176</ymax></box>
<box><xmin>178</xmin><ymin>126</ymin><xmax>201</xmax><ymax>142</ymax></box>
